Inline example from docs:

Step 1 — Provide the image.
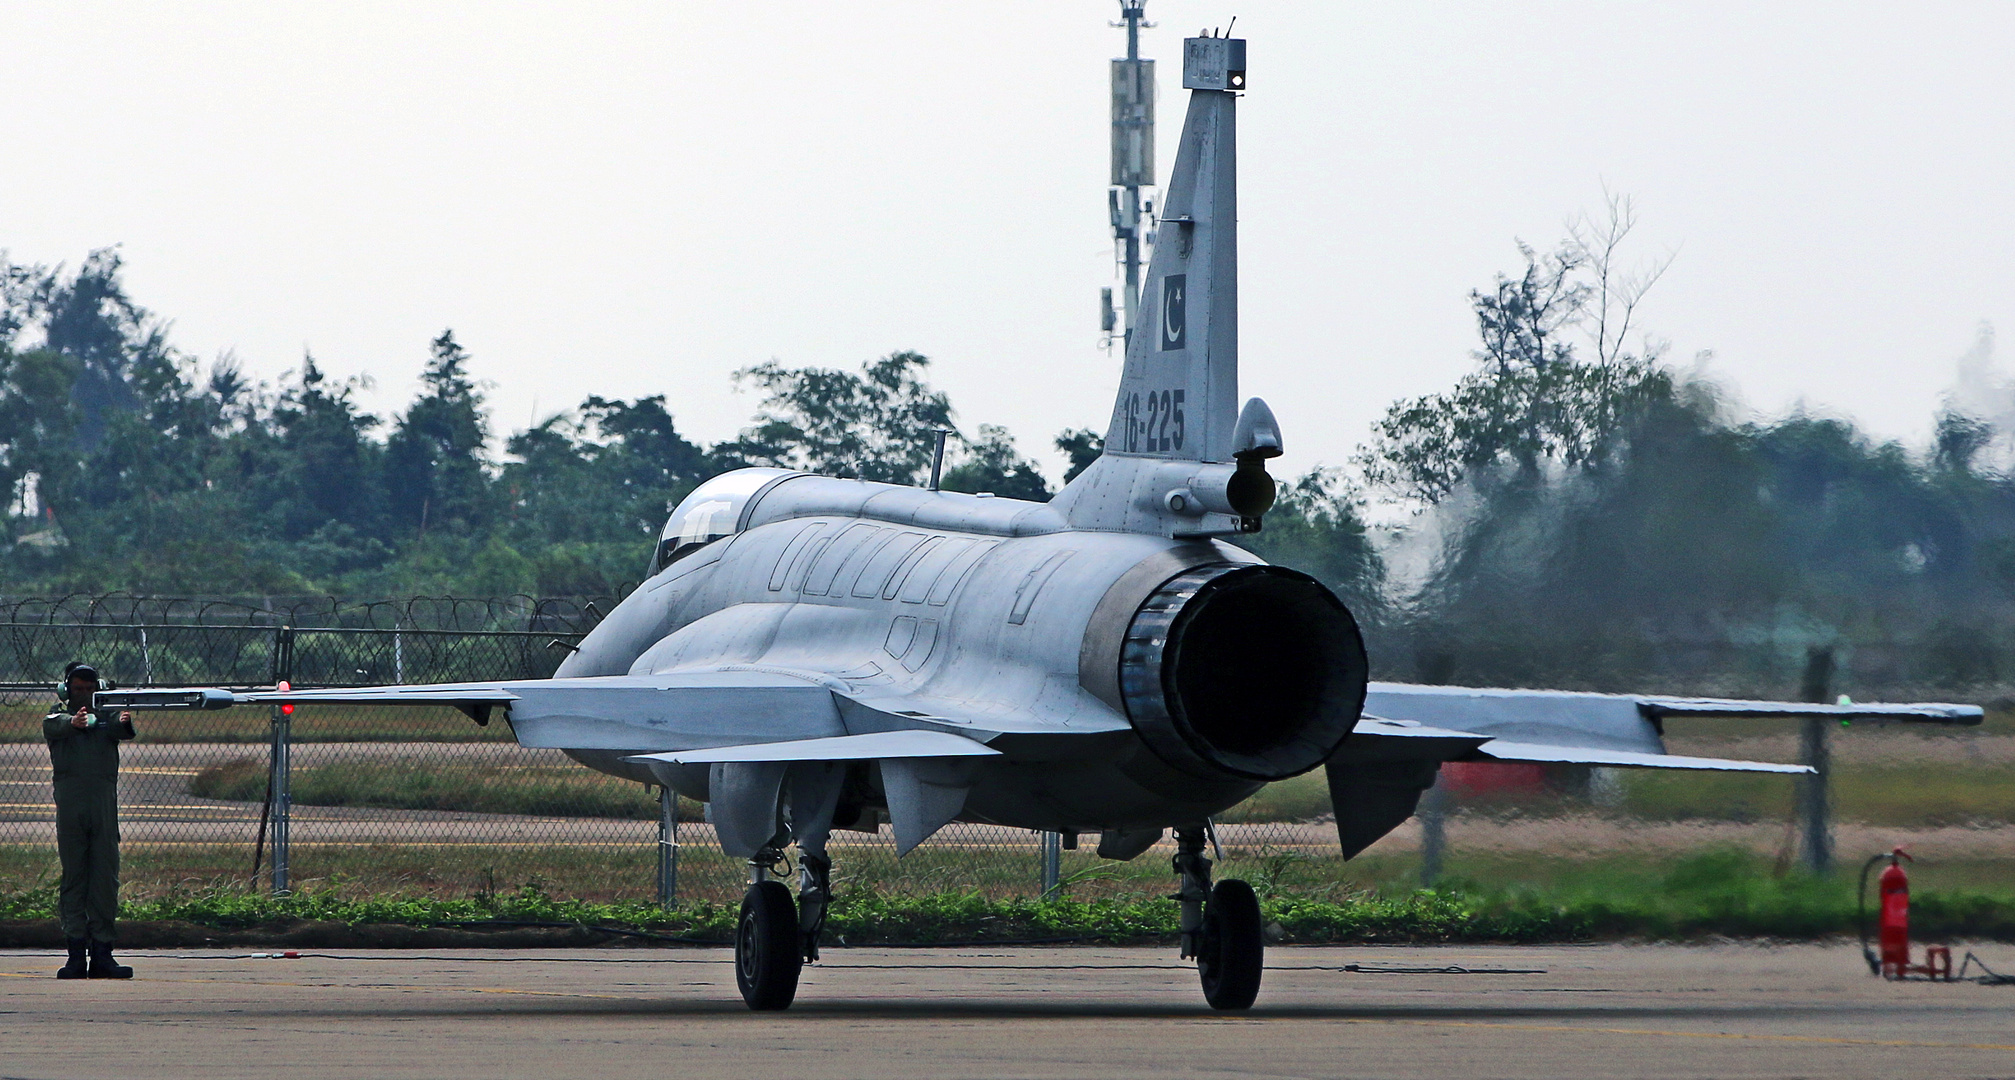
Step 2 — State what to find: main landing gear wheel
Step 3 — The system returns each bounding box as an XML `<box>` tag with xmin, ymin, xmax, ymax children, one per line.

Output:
<box><xmin>1196</xmin><ymin>878</ymin><xmax>1264</xmax><ymax>1010</ymax></box>
<box><xmin>736</xmin><ymin>880</ymin><xmax>803</xmax><ymax>1010</ymax></box>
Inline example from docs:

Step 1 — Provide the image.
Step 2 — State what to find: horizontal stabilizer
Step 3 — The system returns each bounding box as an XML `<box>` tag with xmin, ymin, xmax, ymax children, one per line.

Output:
<box><xmin>1332</xmin><ymin>717</ymin><xmax>1489</xmax><ymax>764</ymax></box>
<box><xmin>624</xmin><ymin>730</ymin><xmax>999</xmax><ymax>765</ymax></box>
<box><xmin>1474</xmin><ymin>740</ymin><xmax>1811</xmax><ymax>773</ymax></box>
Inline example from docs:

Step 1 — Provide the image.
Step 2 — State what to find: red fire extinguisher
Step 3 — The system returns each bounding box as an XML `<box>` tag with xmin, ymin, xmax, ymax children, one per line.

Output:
<box><xmin>1877</xmin><ymin>849</ymin><xmax>1911</xmax><ymax>977</ymax></box>
<box><xmin>1860</xmin><ymin>847</ymin><xmax>1952</xmax><ymax>980</ymax></box>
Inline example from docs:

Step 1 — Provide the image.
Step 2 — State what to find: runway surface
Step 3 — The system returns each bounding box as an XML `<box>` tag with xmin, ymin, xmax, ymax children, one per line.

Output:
<box><xmin>3</xmin><ymin>943</ymin><xmax>2012</xmax><ymax>1078</ymax></box>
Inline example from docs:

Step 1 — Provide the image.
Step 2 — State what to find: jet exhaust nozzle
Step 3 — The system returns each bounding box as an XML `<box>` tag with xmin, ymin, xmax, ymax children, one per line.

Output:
<box><xmin>1119</xmin><ymin>564</ymin><xmax>1367</xmax><ymax>781</ymax></box>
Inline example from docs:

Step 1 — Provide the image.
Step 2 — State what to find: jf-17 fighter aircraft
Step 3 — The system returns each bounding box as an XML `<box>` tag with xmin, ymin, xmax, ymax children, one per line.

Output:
<box><xmin>104</xmin><ymin>34</ymin><xmax>1980</xmax><ymax>1011</ymax></box>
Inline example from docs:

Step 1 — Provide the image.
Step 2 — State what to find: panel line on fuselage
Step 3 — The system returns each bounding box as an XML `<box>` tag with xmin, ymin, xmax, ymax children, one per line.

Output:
<box><xmin>765</xmin><ymin>521</ymin><xmax>823</xmax><ymax>592</ymax></box>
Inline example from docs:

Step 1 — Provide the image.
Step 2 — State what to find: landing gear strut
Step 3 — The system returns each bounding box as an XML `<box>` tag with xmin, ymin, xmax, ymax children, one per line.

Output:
<box><xmin>1175</xmin><ymin>825</ymin><xmax>1263</xmax><ymax>1010</ymax></box>
<box><xmin>798</xmin><ymin>852</ymin><xmax>832</xmax><ymax>962</ymax></box>
<box><xmin>731</xmin><ymin>763</ymin><xmax>847</xmax><ymax>1011</ymax></box>
<box><xmin>736</xmin><ymin>846</ymin><xmax>803</xmax><ymax>1010</ymax></box>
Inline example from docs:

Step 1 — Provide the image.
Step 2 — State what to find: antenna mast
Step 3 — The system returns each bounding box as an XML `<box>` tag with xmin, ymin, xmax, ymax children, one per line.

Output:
<box><xmin>1104</xmin><ymin>0</ymin><xmax>1155</xmax><ymax>351</ymax></box>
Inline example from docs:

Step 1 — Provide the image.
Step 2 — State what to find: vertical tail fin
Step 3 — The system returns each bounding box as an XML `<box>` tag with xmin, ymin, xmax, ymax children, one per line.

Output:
<box><xmin>1103</xmin><ymin>38</ymin><xmax>1243</xmax><ymax>464</ymax></box>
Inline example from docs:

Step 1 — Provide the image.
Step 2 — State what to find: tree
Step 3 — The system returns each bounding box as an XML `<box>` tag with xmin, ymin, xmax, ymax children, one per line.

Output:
<box><xmin>1359</xmin><ymin>218</ymin><xmax>1674</xmax><ymax>504</ymax></box>
<box><xmin>1468</xmin><ymin>240</ymin><xmax>1587</xmax><ymax>377</ymax></box>
<box><xmin>1567</xmin><ymin>190</ymin><xmax>1676</xmax><ymax>367</ymax></box>
<box><xmin>0</xmin><ymin>252</ymin><xmax>42</xmax><ymax>352</ymax></box>
<box><xmin>1935</xmin><ymin>409</ymin><xmax>1993</xmax><ymax>474</ymax></box>
<box><xmin>261</xmin><ymin>354</ymin><xmax>383</xmax><ymax>538</ymax></box>
<box><xmin>580</xmin><ymin>395</ymin><xmax>713</xmax><ymax>503</ymax></box>
<box><xmin>384</xmin><ymin>330</ymin><xmax>493</xmax><ymax>535</ymax></box>
<box><xmin>940</xmin><ymin>425</ymin><xmax>1052</xmax><ymax>501</ymax></box>
<box><xmin>503</xmin><ymin>394</ymin><xmax>710</xmax><ymax>541</ymax></box>
<box><xmin>1361</xmin><ymin>356</ymin><xmax>1671</xmax><ymax>503</ymax></box>
<box><xmin>36</xmin><ymin>248</ymin><xmax>179</xmax><ymax>452</ymax></box>
<box><xmin>718</xmin><ymin>350</ymin><xmax>956</xmax><ymax>485</ymax></box>
<box><xmin>1235</xmin><ymin>467</ymin><xmax>1384</xmax><ymax>619</ymax></box>
<box><xmin>1054</xmin><ymin>428</ymin><xmax>1103</xmax><ymax>484</ymax></box>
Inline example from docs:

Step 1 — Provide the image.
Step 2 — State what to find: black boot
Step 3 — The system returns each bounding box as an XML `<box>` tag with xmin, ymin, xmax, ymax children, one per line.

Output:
<box><xmin>87</xmin><ymin>941</ymin><xmax>131</xmax><ymax>979</ymax></box>
<box><xmin>56</xmin><ymin>939</ymin><xmax>88</xmax><ymax>979</ymax></box>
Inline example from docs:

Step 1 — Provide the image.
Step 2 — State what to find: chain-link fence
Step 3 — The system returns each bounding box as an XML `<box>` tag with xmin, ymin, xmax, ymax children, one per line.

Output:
<box><xmin>0</xmin><ymin>694</ymin><xmax>1193</xmax><ymax>905</ymax></box>
<box><xmin>1</xmin><ymin>596</ymin><xmax>1257</xmax><ymax>904</ymax></box>
<box><xmin>4</xmin><ymin>595</ymin><xmax>2006</xmax><ymax>909</ymax></box>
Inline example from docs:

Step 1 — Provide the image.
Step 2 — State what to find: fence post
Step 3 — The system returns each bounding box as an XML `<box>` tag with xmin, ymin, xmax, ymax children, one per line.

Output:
<box><xmin>269</xmin><ymin>626</ymin><xmax>294</xmax><ymax>896</ymax></box>
<box><xmin>657</xmin><ymin>786</ymin><xmax>678</xmax><ymax>907</ymax></box>
<box><xmin>1418</xmin><ymin>773</ymin><xmax>1449</xmax><ymax>888</ymax></box>
<box><xmin>1039</xmin><ymin>831</ymin><xmax>1061</xmax><ymax>898</ymax></box>
<box><xmin>1797</xmin><ymin>646</ymin><xmax>1836</xmax><ymax>876</ymax></box>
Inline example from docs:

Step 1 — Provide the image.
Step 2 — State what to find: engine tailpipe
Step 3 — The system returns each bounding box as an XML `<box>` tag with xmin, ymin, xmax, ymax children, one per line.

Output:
<box><xmin>1119</xmin><ymin>564</ymin><xmax>1367</xmax><ymax>781</ymax></box>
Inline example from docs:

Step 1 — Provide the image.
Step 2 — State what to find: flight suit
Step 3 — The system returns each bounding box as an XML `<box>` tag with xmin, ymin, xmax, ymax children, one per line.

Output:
<box><xmin>44</xmin><ymin>692</ymin><xmax>134</xmax><ymax>943</ymax></box>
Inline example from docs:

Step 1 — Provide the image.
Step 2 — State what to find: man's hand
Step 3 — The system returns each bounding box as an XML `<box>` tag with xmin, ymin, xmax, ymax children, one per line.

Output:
<box><xmin>119</xmin><ymin>710</ymin><xmax>133</xmax><ymax>724</ymax></box>
<box><xmin>70</xmin><ymin>708</ymin><xmax>89</xmax><ymax>730</ymax></box>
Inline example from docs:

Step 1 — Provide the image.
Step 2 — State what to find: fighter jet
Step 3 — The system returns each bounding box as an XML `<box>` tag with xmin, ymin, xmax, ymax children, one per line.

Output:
<box><xmin>104</xmin><ymin>34</ymin><xmax>1981</xmax><ymax>1011</ymax></box>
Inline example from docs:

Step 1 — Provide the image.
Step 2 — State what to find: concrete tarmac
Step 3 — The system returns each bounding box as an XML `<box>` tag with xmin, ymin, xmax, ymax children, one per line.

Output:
<box><xmin>2</xmin><ymin>943</ymin><xmax>2012</xmax><ymax>1079</ymax></box>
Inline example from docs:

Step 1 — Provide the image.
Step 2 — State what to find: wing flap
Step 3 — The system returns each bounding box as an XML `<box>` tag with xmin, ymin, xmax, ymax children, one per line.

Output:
<box><xmin>623</xmin><ymin>730</ymin><xmax>999</xmax><ymax>765</ymax></box>
<box><xmin>1336</xmin><ymin>716</ymin><xmax>1810</xmax><ymax>772</ymax></box>
<box><xmin>1473</xmin><ymin>739</ymin><xmax>1811</xmax><ymax>773</ymax></box>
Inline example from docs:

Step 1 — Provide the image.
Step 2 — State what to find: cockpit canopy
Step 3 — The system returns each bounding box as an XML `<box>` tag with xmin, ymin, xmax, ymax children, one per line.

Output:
<box><xmin>649</xmin><ymin>468</ymin><xmax>796</xmax><ymax>576</ymax></box>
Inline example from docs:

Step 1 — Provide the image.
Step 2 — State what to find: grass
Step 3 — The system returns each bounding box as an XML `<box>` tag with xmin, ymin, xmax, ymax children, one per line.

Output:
<box><xmin>1618</xmin><ymin>764</ymin><xmax>2015</xmax><ymax>826</ymax></box>
<box><xmin>1220</xmin><ymin>759</ymin><xmax>2015</xmax><ymax>829</ymax></box>
<box><xmin>1217</xmin><ymin>771</ymin><xmax>1332</xmax><ymax>823</ymax></box>
<box><xmin>187</xmin><ymin>756</ymin><xmax>706</xmax><ymax>821</ymax></box>
<box><xmin>4</xmin><ymin>847</ymin><xmax>2012</xmax><ymax>944</ymax></box>
<box><xmin>0</xmin><ymin>843</ymin><xmax>672</xmax><ymax>904</ymax></box>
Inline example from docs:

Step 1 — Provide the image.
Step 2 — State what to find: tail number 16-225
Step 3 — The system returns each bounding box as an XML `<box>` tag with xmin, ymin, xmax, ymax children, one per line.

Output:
<box><xmin>1123</xmin><ymin>388</ymin><xmax>1185</xmax><ymax>453</ymax></box>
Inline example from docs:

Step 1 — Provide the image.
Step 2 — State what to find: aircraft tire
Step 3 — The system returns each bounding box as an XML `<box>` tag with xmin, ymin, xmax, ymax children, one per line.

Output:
<box><xmin>1197</xmin><ymin>879</ymin><xmax>1263</xmax><ymax>1010</ymax></box>
<box><xmin>736</xmin><ymin>880</ymin><xmax>803</xmax><ymax>1010</ymax></box>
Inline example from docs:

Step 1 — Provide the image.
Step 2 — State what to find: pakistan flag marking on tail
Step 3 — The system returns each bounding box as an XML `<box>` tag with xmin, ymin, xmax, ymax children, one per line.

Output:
<box><xmin>1159</xmin><ymin>274</ymin><xmax>1186</xmax><ymax>351</ymax></box>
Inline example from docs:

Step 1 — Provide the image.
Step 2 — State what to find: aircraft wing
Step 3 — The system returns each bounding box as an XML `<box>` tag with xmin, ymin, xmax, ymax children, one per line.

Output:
<box><xmin>98</xmin><ymin>671</ymin><xmax>888</xmax><ymax>751</ymax></box>
<box><xmin>1362</xmin><ymin>681</ymin><xmax>1979</xmax><ymax>754</ymax></box>
<box><xmin>96</xmin><ymin>668</ymin><xmax>1028</xmax><ymax>749</ymax></box>
<box><xmin>1344</xmin><ymin>681</ymin><xmax>1979</xmax><ymax>772</ymax></box>
<box><xmin>1323</xmin><ymin>682</ymin><xmax>1980</xmax><ymax>859</ymax></box>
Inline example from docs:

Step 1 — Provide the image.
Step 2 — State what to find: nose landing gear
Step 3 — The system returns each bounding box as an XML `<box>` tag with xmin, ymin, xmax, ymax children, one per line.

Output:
<box><xmin>1174</xmin><ymin>825</ymin><xmax>1264</xmax><ymax>1010</ymax></box>
<box><xmin>735</xmin><ymin>841</ymin><xmax>839</xmax><ymax>1010</ymax></box>
<box><xmin>736</xmin><ymin>848</ymin><xmax>803</xmax><ymax>1010</ymax></box>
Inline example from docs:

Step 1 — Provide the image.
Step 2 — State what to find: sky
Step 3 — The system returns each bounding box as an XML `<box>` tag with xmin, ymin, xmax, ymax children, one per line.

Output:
<box><xmin>5</xmin><ymin>2</ymin><xmax>2013</xmax><ymax>487</ymax></box>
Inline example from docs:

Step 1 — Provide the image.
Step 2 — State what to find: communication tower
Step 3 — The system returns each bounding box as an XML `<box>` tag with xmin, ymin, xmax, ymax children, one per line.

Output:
<box><xmin>1104</xmin><ymin>0</ymin><xmax>1156</xmax><ymax>349</ymax></box>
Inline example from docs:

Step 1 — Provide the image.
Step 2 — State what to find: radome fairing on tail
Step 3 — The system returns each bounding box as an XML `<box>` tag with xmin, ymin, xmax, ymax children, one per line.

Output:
<box><xmin>103</xmin><ymin>34</ymin><xmax>1981</xmax><ymax>1011</ymax></box>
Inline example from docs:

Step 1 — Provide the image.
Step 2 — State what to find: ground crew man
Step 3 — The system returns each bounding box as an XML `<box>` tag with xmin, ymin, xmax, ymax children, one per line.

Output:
<box><xmin>44</xmin><ymin>661</ymin><xmax>135</xmax><ymax>979</ymax></box>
